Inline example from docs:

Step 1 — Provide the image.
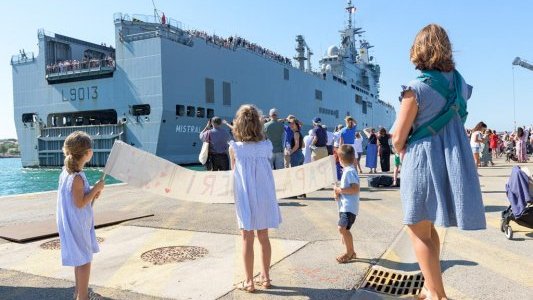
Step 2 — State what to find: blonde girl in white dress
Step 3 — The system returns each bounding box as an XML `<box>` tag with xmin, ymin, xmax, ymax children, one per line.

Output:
<box><xmin>229</xmin><ymin>104</ymin><xmax>282</xmax><ymax>293</ymax></box>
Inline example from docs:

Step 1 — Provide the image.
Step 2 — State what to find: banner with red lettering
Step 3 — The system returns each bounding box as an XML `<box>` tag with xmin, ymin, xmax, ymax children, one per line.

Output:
<box><xmin>104</xmin><ymin>141</ymin><xmax>337</xmax><ymax>203</ymax></box>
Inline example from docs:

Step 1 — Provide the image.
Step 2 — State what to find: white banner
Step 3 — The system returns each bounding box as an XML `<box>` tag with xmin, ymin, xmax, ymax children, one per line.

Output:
<box><xmin>104</xmin><ymin>141</ymin><xmax>337</xmax><ymax>203</ymax></box>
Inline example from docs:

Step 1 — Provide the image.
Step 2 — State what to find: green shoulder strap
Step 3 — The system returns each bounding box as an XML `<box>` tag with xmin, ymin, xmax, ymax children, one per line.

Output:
<box><xmin>407</xmin><ymin>70</ymin><xmax>468</xmax><ymax>143</ymax></box>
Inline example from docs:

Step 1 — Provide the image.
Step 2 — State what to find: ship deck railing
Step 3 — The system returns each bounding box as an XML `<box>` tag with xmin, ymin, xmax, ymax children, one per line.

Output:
<box><xmin>45</xmin><ymin>58</ymin><xmax>115</xmax><ymax>83</ymax></box>
<box><xmin>11</xmin><ymin>52</ymin><xmax>35</xmax><ymax>65</ymax></box>
<box><xmin>114</xmin><ymin>12</ymin><xmax>183</xmax><ymax>30</ymax></box>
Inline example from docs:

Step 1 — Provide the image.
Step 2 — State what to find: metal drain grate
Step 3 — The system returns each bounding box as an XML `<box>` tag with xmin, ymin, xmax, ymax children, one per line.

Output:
<box><xmin>361</xmin><ymin>266</ymin><xmax>424</xmax><ymax>296</ymax></box>
<box><xmin>141</xmin><ymin>246</ymin><xmax>208</xmax><ymax>265</ymax></box>
<box><xmin>40</xmin><ymin>237</ymin><xmax>105</xmax><ymax>250</ymax></box>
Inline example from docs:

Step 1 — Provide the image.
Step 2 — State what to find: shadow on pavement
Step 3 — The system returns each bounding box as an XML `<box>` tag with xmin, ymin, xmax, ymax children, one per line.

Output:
<box><xmin>279</xmin><ymin>202</ymin><xmax>308</xmax><ymax>207</ymax></box>
<box><xmin>360</xmin><ymin>197</ymin><xmax>382</xmax><ymax>201</ymax></box>
<box><xmin>371</xmin><ymin>259</ymin><xmax>478</xmax><ymax>273</ymax></box>
<box><xmin>0</xmin><ymin>286</ymin><xmax>112</xmax><ymax>300</ymax></box>
<box><xmin>302</xmin><ymin>196</ymin><xmax>383</xmax><ymax>202</ymax></box>
<box><xmin>482</xmin><ymin>190</ymin><xmax>506</xmax><ymax>194</ymax></box>
<box><xmin>246</xmin><ymin>285</ymin><xmax>354</xmax><ymax>299</ymax></box>
<box><xmin>484</xmin><ymin>205</ymin><xmax>508</xmax><ymax>212</ymax></box>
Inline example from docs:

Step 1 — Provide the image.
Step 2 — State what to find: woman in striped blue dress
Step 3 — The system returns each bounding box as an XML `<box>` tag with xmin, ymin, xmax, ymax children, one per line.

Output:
<box><xmin>57</xmin><ymin>131</ymin><xmax>105</xmax><ymax>300</ymax></box>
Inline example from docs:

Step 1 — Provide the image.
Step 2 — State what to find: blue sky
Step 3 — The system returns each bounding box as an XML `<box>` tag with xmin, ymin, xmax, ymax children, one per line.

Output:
<box><xmin>1</xmin><ymin>0</ymin><xmax>532</xmax><ymax>138</ymax></box>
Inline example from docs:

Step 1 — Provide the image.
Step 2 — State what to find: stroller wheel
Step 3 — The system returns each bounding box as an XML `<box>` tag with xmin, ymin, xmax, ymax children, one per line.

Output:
<box><xmin>505</xmin><ymin>225</ymin><xmax>513</xmax><ymax>240</ymax></box>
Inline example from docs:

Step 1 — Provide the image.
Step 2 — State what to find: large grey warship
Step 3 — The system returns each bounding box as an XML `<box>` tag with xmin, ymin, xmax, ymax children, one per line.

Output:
<box><xmin>11</xmin><ymin>1</ymin><xmax>395</xmax><ymax>167</ymax></box>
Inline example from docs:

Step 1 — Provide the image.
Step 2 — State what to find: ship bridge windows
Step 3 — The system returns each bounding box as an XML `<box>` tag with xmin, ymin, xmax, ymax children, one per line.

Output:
<box><xmin>131</xmin><ymin>104</ymin><xmax>151</xmax><ymax>116</ymax></box>
<box><xmin>187</xmin><ymin>106</ymin><xmax>195</xmax><ymax>117</ymax></box>
<box><xmin>333</xmin><ymin>76</ymin><xmax>347</xmax><ymax>85</ymax></box>
<box><xmin>47</xmin><ymin>110</ymin><xmax>117</xmax><ymax>127</ymax></box>
<box><xmin>22</xmin><ymin>113</ymin><xmax>38</xmax><ymax>123</ymax></box>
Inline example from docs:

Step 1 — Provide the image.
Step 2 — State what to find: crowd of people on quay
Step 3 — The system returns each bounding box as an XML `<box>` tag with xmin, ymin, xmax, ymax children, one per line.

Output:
<box><xmin>46</xmin><ymin>56</ymin><xmax>115</xmax><ymax>74</ymax></box>
<box><xmin>468</xmin><ymin>122</ymin><xmax>532</xmax><ymax>168</ymax></box>
<box><xmin>197</xmin><ymin>108</ymin><xmax>396</xmax><ymax>178</ymax></box>
<box><xmin>187</xmin><ymin>29</ymin><xmax>292</xmax><ymax>65</ymax></box>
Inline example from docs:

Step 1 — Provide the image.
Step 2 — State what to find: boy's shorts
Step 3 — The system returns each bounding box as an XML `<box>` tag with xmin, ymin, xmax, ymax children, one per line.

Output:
<box><xmin>338</xmin><ymin>212</ymin><xmax>356</xmax><ymax>230</ymax></box>
<box><xmin>394</xmin><ymin>155</ymin><xmax>401</xmax><ymax>167</ymax></box>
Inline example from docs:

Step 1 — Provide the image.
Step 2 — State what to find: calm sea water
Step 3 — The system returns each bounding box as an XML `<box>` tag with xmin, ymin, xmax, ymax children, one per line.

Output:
<box><xmin>0</xmin><ymin>158</ymin><xmax>203</xmax><ymax>197</ymax></box>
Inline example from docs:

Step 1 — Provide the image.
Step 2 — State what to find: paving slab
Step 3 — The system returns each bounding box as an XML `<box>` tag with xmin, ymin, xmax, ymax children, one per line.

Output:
<box><xmin>0</xmin><ymin>211</ymin><xmax>153</xmax><ymax>242</ymax></box>
<box><xmin>0</xmin><ymin>225</ymin><xmax>306</xmax><ymax>300</ymax></box>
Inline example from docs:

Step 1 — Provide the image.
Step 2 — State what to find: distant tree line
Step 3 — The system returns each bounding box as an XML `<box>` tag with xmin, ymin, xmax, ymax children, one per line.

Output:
<box><xmin>0</xmin><ymin>139</ymin><xmax>20</xmax><ymax>156</ymax></box>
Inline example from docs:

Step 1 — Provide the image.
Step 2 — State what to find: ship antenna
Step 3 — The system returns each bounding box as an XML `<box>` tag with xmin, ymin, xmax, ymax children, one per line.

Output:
<box><xmin>152</xmin><ymin>0</ymin><xmax>160</xmax><ymax>20</ymax></box>
<box><xmin>346</xmin><ymin>0</ymin><xmax>355</xmax><ymax>30</ymax></box>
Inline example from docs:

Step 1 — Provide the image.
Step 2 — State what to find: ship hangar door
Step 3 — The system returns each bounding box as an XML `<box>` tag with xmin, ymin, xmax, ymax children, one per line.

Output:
<box><xmin>38</xmin><ymin>109</ymin><xmax>123</xmax><ymax>167</ymax></box>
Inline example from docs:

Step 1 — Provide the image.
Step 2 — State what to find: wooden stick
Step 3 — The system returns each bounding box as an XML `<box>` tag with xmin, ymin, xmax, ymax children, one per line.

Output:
<box><xmin>91</xmin><ymin>173</ymin><xmax>106</xmax><ymax>207</ymax></box>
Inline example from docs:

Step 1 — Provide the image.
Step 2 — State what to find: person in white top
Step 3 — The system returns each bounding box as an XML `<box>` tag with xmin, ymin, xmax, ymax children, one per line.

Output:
<box><xmin>324</xmin><ymin>125</ymin><xmax>335</xmax><ymax>155</ymax></box>
<box><xmin>470</xmin><ymin>122</ymin><xmax>486</xmax><ymax>169</ymax></box>
<box><xmin>333</xmin><ymin>124</ymin><xmax>344</xmax><ymax>148</ymax></box>
<box><xmin>354</xmin><ymin>132</ymin><xmax>364</xmax><ymax>173</ymax></box>
<box><xmin>302</xmin><ymin>129</ymin><xmax>314</xmax><ymax>164</ymax></box>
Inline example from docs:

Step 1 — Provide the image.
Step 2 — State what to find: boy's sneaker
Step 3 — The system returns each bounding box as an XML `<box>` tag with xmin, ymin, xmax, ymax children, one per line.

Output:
<box><xmin>88</xmin><ymin>290</ymin><xmax>104</xmax><ymax>300</ymax></box>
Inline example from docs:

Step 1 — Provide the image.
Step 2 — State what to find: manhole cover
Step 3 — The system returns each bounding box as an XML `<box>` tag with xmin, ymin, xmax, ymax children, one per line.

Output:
<box><xmin>361</xmin><ymin>266</ymin><xmax>424</xmax><ymax>297</ymax></box>
<box><xmin>141</xmin><ymin>246</ymin><xmax>208</xmax><ymax>265</ymax></box>
<box><xmin>40</xmin><ymin>237</ymin><xmax>105</xmax><ymax>250</ymax></box>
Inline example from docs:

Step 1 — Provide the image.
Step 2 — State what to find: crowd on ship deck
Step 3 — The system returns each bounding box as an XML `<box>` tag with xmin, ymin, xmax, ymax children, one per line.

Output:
<box><xmin>187</xmin><ymin>30</ymin><xmax>292</xmax><ymax>65</ymax></box>
<box><xmin>46</xmin><ymin>56</ymin><xmax>115</xmax><ymax>74</ymax></box>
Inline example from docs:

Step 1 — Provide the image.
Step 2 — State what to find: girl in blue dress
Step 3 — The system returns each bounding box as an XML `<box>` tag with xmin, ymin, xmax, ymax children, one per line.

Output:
<box><xmin>57</xmin><ymin>131</ymin><xmax>105</xmax><ymax>300</ymax></box>
<box><xmin>392</xmin><ymin>24</ymin><xmax>486</xmax><ymax>300</ymax></box>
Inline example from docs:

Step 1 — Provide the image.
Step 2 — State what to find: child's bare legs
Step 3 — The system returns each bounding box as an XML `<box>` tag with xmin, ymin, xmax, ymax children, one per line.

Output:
<box><xmin>75</xmin><ymin>262</ymin><xmax>91</xmax><ymax>300</ymax></box>
<box><xmin>473</xmin><ymin>152</ymin><xmax>480</xmax><ymax>169</ymax></box>
<box><xmin>355</xmin><ymin>157</ymin><xmax>363</xmax><ymax>173</ymax></box>
<box><xmin>338</xmin><ymin>226</ymin><xmax>355</xmax><ymax>259</ymax></box>
<box><xmin>407</xmin><ymin>221</ymin><xmax>447</xmax><ymax>300</ymax></box>
<box><xmin>393</xmin><ymin>166</ymin><xmax>399</xmax><ymax>186</ymax></box>
<box><xmin>74</xmin><ymin>267</ymin><xmax>78</xmax><ymax>299</ymax></box>
<box><xmin>241</xmin><ymin>230</ymin><xmax>255</xmax><ymax>290</ymax></box>
<box><xmin>257</xmin><ymin>229</ymin><xmax>272</xmax><ymax>286</ymax></box>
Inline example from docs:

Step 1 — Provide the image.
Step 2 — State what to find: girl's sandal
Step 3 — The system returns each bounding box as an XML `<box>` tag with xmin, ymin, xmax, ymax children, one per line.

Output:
<box><xmin>255</xmin><ymin>277</ymin><xmax>272</xmax><ymax>289</ymax></box>
<box><xmin>236</xmin><ymin>281</ymin><xmax>255</xmax><ymax>293</ymax></box>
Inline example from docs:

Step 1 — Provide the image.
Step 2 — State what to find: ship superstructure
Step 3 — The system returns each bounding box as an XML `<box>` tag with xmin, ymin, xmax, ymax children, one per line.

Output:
<box><xmin>11</xmin><ymin>1</ymin><xmax>395</xmax><ymax>167</ymax></box>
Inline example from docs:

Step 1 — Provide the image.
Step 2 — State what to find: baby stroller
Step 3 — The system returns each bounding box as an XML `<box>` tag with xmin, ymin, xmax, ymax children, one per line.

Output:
<box><xmin>501</xmin><ymin>166</ymin><xmax>533</xmax><ymax>239</ymax></box>
<box><xmin>505</xmin><ymin>146</ymin><xmax>518</xmax><ymax>162</ymax></box>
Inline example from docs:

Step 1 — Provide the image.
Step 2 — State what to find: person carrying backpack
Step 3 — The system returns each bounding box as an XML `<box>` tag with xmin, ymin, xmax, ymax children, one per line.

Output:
<box><xmin>392</xmin><ymin>24</ymin><xmax>486</xmax><ymax>300</ymax></box>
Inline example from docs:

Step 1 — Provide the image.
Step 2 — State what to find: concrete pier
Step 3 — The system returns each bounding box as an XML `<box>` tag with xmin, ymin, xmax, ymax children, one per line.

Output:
<box><xmin>0</xmin><ymin>156</ymin><xmax>531</xmax><ymax>299</ymax></box>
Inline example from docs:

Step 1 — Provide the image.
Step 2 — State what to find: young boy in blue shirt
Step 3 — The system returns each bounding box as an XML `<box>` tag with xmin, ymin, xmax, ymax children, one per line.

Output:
<box><xmin>334</xmin><ymin>144</ymin><xmax>360</xmax><ymax>263</ymax></box>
